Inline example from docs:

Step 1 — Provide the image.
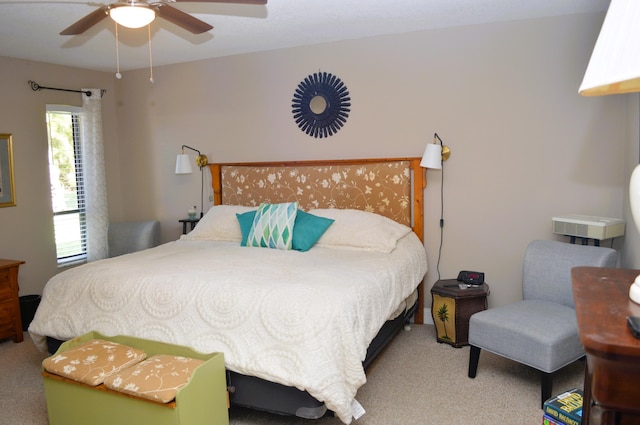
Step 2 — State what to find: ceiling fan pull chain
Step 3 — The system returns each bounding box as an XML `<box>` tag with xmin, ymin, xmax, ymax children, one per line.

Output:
<box><xmin>115</xmin><ymin>21</ymin><xmax>122</xmax><ymax>80</ymax></box>
<box><xmin>148</xmin><ymin>24</ymin><xmax>154</xmax><ymax>84</ymax></box>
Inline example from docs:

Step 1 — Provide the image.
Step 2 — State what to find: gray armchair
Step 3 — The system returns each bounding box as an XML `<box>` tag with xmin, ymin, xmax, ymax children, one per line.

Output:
<box><xmin>107</xmin><ymin>220</ymin><xmax>161</xmax><ymax>258</ymax></box>
<box><xmin>467</xmin><ymin>240</ymin><xmax>617</xmax><ymax>407</ymax></box>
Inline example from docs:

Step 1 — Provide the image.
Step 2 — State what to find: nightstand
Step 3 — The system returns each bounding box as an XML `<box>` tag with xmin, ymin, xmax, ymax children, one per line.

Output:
<box><xmin>0</xmin><ymin>259</ymin><xmax>25</xmax><ymax>343</ymax></box>
<box><xmin>179</xmin><ymin>218</ymin><xmax>200</xmax><ymax>235</ymax></box>
<box><xmin>430</xmin><ymin>279</ymin><xmax>489</xmax><ymax>348</ymax></box>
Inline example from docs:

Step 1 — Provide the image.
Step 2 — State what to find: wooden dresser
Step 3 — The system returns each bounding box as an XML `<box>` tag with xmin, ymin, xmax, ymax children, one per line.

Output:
<box><xmin>0</xmin><ymin>259</ymin><xmax>25</xmax><ymax>343</ymax></box>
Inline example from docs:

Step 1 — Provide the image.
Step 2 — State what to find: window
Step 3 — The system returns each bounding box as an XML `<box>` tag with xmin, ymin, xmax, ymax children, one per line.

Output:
<box><xmin>46</xmin><ymin>105</ymin><xmax>86</xmax><ymax>265</ymax></box>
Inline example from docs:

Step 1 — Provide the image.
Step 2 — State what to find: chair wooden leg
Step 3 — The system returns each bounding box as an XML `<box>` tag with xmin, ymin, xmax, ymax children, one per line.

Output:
<box><xmin>541</xmin><ymin>371</ymin><xmax>553</xmax><ymax>408</ymax></box>
<box><xmin>468</xmin><ymin>345</ymin><xmax>481</xmax><ymax>378</ymax></box>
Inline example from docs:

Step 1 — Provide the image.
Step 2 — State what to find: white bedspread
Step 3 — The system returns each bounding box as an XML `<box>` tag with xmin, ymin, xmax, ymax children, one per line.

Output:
<box><xmin>29</xmin><ymin>233</ymin><xmax>427</xmax><ymax>424</ymax></box>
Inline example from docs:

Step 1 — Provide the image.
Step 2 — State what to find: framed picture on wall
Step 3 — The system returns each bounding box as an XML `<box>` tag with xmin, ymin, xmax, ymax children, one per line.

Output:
<box><xmin>0</xmin><ymin>134</ymin><xmax>16</xmax><ymax>207</ymax></box>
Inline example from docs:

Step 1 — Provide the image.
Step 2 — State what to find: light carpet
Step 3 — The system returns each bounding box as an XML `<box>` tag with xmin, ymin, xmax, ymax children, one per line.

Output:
<box><xmin>0</xmin><ymin>325</ymin><xmax>585</xmax><ymax>424</ymax></box>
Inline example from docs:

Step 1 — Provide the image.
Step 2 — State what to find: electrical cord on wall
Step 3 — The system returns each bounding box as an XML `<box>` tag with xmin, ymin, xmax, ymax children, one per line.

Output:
<box><xmin>435</xmin><ymin>160</ymin><xmax>445</xmax><ymax>281</ymax></box>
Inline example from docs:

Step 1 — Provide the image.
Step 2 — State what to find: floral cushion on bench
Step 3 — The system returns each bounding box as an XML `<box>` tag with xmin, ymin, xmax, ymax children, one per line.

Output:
<box><xmin>42</xmin><ymin>339</ymin><xmax>147</xmax><ymax>386</ymax></box>
<box><xmin>103</xmin><ymin>354</ymin><xmax>204</xmax><ymax>403</ymax></box>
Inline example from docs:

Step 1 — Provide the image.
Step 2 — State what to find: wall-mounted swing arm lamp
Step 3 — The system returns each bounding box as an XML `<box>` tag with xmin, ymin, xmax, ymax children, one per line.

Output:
<box><xmin>420</xmin><ymin>133</ymin><xmax>451</xmax><ymax>170</ymax></box>
<box><xmin>175</xmin><ymin>145</ymin><xmax>209</xmax><ymax>218</ymax></box>
<box><xmin>175</xmin><ymin>145</ymin><xmax>208</xmax><ymax>173</ymax></box>
<box><xmin>419</xmin><ymin>132</ymin><xmax>451</xmax><ymax>281</ymax></box>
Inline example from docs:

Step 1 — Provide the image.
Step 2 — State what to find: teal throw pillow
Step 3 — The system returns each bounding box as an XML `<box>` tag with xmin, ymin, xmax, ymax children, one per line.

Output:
<box><xmin>247</xmin><ymin>202</ymin><xmax>298</xmax><ymax>250</ymax></box>
<box><xmin>237</xmin><ymin>209</ymin><xmax>334</xmax><ymax>251</ymax></box>
<box><xmin>237</xmin><ymin>210</ymin><xmax>256</xmax><ymax>246</ymax></box>
<box><xmin>292</xmin><ymin>210</ymin><xmax>335</xmax><ymax>252</ymax></box>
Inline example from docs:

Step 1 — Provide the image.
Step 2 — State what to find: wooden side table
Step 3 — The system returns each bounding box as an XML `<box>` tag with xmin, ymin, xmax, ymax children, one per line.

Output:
<box><xmin>0</xmin><ymin>259</ymin><xmax>25</xmax><ymax>343</ymax></box>
<box><xmin>430</xmin><ymin>279</ymin><xmax>489</xmax><ymax>348</ymax></box>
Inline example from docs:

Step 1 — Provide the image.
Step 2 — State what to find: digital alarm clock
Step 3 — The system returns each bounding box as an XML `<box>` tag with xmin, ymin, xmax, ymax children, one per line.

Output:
<box><xmin>457</xmin><ymin>270</ymin><xmax>485</xmax><ymax>285</ymax></box>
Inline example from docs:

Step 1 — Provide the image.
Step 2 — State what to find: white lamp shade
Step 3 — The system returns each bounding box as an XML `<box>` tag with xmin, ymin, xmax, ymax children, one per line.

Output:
<box><xmin>175</xmin><ymin>154</ymin><xmax>193</xmax><ymax>174</ymax></box>
<box><xmin>110</xmin><ymin>5</ymin><xmax>156</xmax><ymax>29</ymax></box>
<box><xmin>579</xmin><ymin>0</ymin><xmax>640</xmax><ymax>96</ymax></box>
<box><xmin>420</xmin><ymin>143</ymin><xmax>442</xmax><ymax>169</ymax></box>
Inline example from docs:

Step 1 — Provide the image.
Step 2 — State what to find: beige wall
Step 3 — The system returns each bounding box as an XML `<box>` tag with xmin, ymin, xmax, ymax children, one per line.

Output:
<box><xmin>0</xmin><ymin>58</ymin><xmax>120</xmax><ymax>295</ymax></box>
<box><xmin>1</xmin><ymin>11</ymin><xmax>637</xmax><ymax>317</ymax></box>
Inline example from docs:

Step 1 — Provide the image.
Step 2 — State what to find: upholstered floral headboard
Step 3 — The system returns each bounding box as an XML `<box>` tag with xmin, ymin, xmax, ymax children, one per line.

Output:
<box><xmin>208</xmin><ymin>157</ymin><xmax>425</xmax><ymax>240</ymax></box>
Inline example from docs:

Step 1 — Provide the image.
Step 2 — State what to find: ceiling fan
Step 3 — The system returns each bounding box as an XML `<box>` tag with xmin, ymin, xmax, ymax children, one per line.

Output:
<box><xmin>60</xmin><ymin>0</ymin><xmax>267</xmax><ymax>36</ymax></box>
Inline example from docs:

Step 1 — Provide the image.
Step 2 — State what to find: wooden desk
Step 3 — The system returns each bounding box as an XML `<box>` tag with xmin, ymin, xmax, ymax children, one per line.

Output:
<box><xmin>572</xmin><ymin>267</ymin><xmax>640</xmax><ymax>425</ymax></box>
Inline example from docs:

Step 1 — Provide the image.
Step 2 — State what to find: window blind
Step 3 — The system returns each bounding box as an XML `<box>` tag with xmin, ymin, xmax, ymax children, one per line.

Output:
<box><xmin>46</xmin><ymin>105</ymin><xmax>87</xmax><ymax>264</ymax></box>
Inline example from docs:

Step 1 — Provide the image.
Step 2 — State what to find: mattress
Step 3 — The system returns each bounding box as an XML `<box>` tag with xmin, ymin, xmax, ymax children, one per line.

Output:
<box><xmin>30</xmin><ymin>210</ymin><xmax>427</xmax><ymax>424</ymax></box>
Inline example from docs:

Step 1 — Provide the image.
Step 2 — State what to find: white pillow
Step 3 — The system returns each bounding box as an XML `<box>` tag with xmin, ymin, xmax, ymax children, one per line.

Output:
<box><xmin>309</xmin><ymin>208</ymin><xmax>412</xmax><ymax>253</ymax></box>
<box><xmin>181</xmin><ymin>205</ymin><xmax>256</xmax><ymax>241</ymax></box>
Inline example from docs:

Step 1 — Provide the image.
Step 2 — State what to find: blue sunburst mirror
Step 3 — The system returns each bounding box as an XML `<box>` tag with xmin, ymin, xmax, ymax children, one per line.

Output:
<box><xmin>291</xmin><ymin>72</ymin><xmax>351</xmax><ymax>138</ymax></box>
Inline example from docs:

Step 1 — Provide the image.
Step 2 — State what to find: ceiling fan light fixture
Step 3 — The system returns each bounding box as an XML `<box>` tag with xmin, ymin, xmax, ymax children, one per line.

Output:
<box><xmin>110</xmin><ymin>4</ymin><xmax>156</xmax><ymax>29</ymax></box>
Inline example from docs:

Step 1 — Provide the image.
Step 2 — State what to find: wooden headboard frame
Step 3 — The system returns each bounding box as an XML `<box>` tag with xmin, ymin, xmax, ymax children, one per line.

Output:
<box><xmin>208</xmin><ymin>157</ymin><xmax>426</xmax><ymax>324</ymax></box>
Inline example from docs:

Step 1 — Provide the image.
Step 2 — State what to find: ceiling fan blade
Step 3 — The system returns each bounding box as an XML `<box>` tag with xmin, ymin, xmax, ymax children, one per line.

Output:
<box><xmin>60</xmin><ymin>7</ymin><xmax>109</xmax><ymax>35</ymax></box>
<box><xmin>172</xmin><ymin>0</ymin><xmax>267</xmax><ymax>4</ymax></box>
<box><xmin>154</xmin><ymin>4</ymin><xmax>214</xmax><ymax>34</ymax></box>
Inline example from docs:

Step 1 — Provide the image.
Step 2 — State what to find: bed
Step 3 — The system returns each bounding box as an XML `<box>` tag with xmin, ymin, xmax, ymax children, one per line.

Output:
<box><xmin>29</xmin><ymin>157</ymin><xmax>428</xmax><ymax>424</ymax></box>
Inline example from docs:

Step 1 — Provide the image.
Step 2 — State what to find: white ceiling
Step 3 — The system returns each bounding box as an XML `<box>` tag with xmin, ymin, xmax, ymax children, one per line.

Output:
<box><xmin>0</xmin><ymin>0</ymin><xmax>610</xmax><ymax>73</ymax></box>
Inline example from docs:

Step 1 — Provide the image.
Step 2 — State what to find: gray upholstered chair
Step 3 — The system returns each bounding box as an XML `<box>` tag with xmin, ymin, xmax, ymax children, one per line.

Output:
<box><xmin>107</xmin><ymin>220</ymin><xmax>161</xmax><ymax>258</ymax></box>
<box><xmin>467</xmin><ymin>240</ymin><xmax>617</xmax><ymax>407</ymax></box>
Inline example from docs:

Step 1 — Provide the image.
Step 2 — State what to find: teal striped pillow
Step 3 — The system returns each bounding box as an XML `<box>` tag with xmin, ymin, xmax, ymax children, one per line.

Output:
<box><xmin>247</xmin><ymin>202</ymin><xmax>298</xmax><ymax>250</ymax></box>
<box><xmin>238</xmin><ymin>209</ymin><xmax>335</xmax><ymax>251</ymax></box>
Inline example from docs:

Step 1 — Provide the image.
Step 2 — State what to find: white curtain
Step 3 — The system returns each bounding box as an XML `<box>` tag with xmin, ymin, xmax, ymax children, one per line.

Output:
<box><xmin>81</xmin><ymin>89</ymin><xmax>109</xmax><ymax>261</ymax></box>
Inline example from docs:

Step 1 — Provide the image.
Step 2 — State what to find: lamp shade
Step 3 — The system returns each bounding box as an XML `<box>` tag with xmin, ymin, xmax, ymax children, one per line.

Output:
<box><xmin>420</xmin><ymin>143</ymin><xmax>443</xmax><ymax>169</ymax></box>
<box><xmin>175</xmin><ymin>154</ymin><xmax>193</xmax><ymax>174</ymax></box>
<box><xmin>579</xmin><ymin>0</ymin><xmax>640</xmax><ymax>96</ymax></box>
<box><xmin>110</xmin><ymin>5</ymin><xmax>156</xmax><ymax>29</ymax></box>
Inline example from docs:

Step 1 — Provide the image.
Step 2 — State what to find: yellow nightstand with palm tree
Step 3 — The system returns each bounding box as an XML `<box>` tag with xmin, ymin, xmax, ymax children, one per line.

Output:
<box><xmin>430</xmin><ymin>279</ymin><xmax>489</xmax><ymax>348</ymax></box>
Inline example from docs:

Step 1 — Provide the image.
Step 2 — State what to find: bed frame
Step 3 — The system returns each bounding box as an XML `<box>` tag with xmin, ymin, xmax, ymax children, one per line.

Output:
<box><xmin>207</xmin><ymin>157</ymin><xmax>427</xmax><ymax>419</ymax></box>
<box><xmin>47</xmin><ymin>157</ymin><xmax>428</xmax><ymax>420</ymax></box>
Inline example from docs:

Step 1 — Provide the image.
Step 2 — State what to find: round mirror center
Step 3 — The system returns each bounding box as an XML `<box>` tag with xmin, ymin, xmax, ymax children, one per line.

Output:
<box><xmin>309</xmin><ymin>95</ymin><xmax>327</xmax><ymax>115</ymax></box>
